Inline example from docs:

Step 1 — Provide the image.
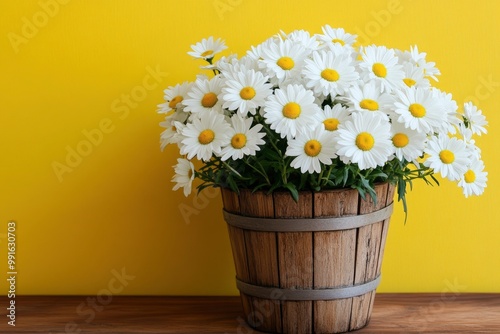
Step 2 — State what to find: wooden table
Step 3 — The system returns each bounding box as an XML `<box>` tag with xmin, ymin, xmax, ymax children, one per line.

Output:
<box><xmin>1</xmin><ymin>294</ymin><xmax>499</xmax><ymax>333</ymax></box>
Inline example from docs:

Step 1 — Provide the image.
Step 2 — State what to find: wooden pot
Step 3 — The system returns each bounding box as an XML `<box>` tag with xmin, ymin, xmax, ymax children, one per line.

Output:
<box><xmin>221</xmin><ymin>183</ymin><xmax>395</xmax><ymax>334</ymax></box>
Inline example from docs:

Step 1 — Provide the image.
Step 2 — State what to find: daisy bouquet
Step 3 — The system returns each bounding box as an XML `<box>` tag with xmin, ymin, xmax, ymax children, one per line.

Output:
<box><xmin>158</xmin><ymin>26</ymin><xmax>488</xmax><ymax>213</ymax></box>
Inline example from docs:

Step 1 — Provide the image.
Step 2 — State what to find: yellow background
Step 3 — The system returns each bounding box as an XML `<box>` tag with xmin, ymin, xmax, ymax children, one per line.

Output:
<box><xmin>1</xmin><ymin>0</ymin><xmax>499</xmax><ymax>296</ymax></box>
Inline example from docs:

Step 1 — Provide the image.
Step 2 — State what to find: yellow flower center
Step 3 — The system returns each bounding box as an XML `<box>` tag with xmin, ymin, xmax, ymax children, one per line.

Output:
<box><xmin>356</xmin><ymin>132</ymin><xmax>375</xmax><ymax>151</ymax></box>
<box><xmin>332</xmin><ymin>38</ymin><xmax>345</xmax><ymax>46</ymax></box>
<box><xmin>403</xmin><ymin>78</ymin><xmax>416</xmax><ymax>87</ymax></box>
<box><xmin>168</xmin><ymin>95</ymin><xmax>183</xmax><ymax>109</ymax></box>
<box><xmin>392</xmin><ymin>133</ymin><xmax>409</xmax><ymax>148</ymax></box>
<box><xmin>201</xmin><ymin>50</ymin><xmax>214</xmax><ymax>57</ymax></box>
<box><xmin>201</xmin><ymin>92</ymin><xmax>218</xmax><ymax>108</ymax></box>
<box><xmin>321</xmin><ymin>69</ymin><xmax>340</xmax><ymax>82</ymax></box>
<box><xmin>239</xmin><ymin>86</ymin><xmax>256</xmax><ymax>100</ymax></box>
<box><xmin>304</xmin><ymin>139</ymin><xmax>322</xmax><ymax>157</ymax></box>
<box><xmin>323</xmin><ymin>118</ymin><xmax>340</xmax><ymax>131</ymax></box>
<box><xmin>464</xmin><ymin>170</ymin><xmax>476</xmax><ymax>183</ymax></box>
<box><xmin>277</xmin><ymin>56</ymin><xmax>295</xmax><ymax>70</ymax></box>
<box><xmin>359</xmin><ymin>99</ymin><xmax>379</xmax><ymax>111</ymax></box>
<box><xmin>439</xmin><ymin>149</ymin><xmax>455</xmax><ymax>164</ymax></box>
<box><xmin>372</xmin><ymin>63</ymin><xmax>387</xmax><ymax>78</ymax></box>
<box><xmin>198</xmin><ymin>129</ymin><xmax>215</xmax><ymax>145</ymax></box>
<box><xmin>409</xmin><ymin>103</ymin><xmax>426</xmax><ymax>118</ymax></box>
<box><xmin>282</xmin><ymin>102</ymin><xmax>301</xmax><ymax>119</ymax></box>
<box><xmin>231</xmin><ymin>133</ymin><xmax>247</xmax><ymax>149</ymax></box>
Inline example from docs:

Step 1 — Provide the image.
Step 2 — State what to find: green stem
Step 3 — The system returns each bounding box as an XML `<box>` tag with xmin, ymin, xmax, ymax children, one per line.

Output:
<box><xmin>259</xmin><ymin>123</ymin><xmax>283</xmax><ymax>158</ymax></box>
<box><xmin>278</xmin><ymin>155</ymin><xmax>291</xmax><ymax>185</ymax></box>
<box><xmin>222</xmin><ymin>161</ymin><xmax>243</xmax><ymax>178</ymax></box>
<box><xmin>255</xmin><ymin>114</ymin><xmax>288</xmax><ymax>185</ymax></box>
<box><xmin>244</xmin><ymin>159</ymin><xmax>271</xmax><ymax>186</ymax></box>
<box><xmin>321</xmin><ymin>164</ymin><xmax>334</xmax><ymax>187</ymax></box>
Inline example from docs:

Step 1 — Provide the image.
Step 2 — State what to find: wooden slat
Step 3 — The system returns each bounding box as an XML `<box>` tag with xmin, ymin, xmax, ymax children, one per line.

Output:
<box><xmin>358</xmin><ymin>183</ymin><xmax>389</xmax><ymax>213</ymax></box>
<box><xmin>221</xmin><ymin>189</ymin><xmax>249</xmax><ymax>281</ymax></box>
<box><xmin>220</xmin><ymin>188</ymin><xmax>240</xmax><ymax>214</ymax></box>
<box><xmin>313</xmin><ymin>188</ymin><xmax>358</xmax><ymax>333</ymax></box>
<box><xmin>274</xmin><ymin>191</ymin><xmax>313</xmax><ymax>334</ymax></box>
<box><xmin>313</xmin><ymin>187</ymin><xmax>359</xmax><ymax>218</ymax></box>
<box><xmin>239</xmin><ymin>189</ymin><xmax>274</xmax><ymax>217</ymax></box>
<box><xmin>350</xmin><ymin>183</ymin><xmax>389</xmax><ymax>331</ymax></box>
<box><xmin>368</xmin><ymin>183</ymin><xmax>397</xmax><ymax>321</ymax></box>
<box><xmin>238</xmin><ymin>189</ymin><xmax>281</xmax><ymax>332</ymax></box>
<box><xmin>226</xmin><ymin>226</ymin><xmax>249</xmax><ymax>282</ymax></box>
<box><xmin>314</xmin><ymin>230</ymin><xmax>357</xmax><ymax>333</ymax></box>
<box><xmin>220</xmin><ymin>188</ymin><xmax>253</xmax><ymax>328</ymax></box>
<box><xmin>244</xmin><ymin>231</ymin><xmax>278</xmax><ymax>286</ymax></box>
<box><xmin>278</xmin><ymin>232</ymin><xmax>313</xmax><ymax>288</ymax></box>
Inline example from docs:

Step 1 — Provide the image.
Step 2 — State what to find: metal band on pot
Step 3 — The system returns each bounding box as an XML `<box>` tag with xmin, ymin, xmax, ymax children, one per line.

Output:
<box><xmin>223</xmin><ymin>203</ymin><xmax>393</xmax><ymax>232</ymax></box>
<box><xmin>236</xmin><ymin>275</ymin><xmax>381</xmax><ymax>301</ymax></box>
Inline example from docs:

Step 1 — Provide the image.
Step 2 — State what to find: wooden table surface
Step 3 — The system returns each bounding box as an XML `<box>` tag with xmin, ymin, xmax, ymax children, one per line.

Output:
<box><xmin>1</xmin><ymin>294</ymin><xmax>499</xmax><ymax>333</ymax></box>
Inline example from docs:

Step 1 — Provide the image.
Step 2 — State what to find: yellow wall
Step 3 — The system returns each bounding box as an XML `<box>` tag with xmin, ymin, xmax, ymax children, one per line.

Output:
<box><xmin>1</xmin><ymin>0</ymin><xmax>499</xmax><ymax>296</ymax></box>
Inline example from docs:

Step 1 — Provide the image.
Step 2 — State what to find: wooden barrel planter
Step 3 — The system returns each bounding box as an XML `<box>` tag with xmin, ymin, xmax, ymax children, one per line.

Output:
<box><xmin>221</xmin><ymin>183</ymin><xmax>395</xmax><ymax>334</ymax></box>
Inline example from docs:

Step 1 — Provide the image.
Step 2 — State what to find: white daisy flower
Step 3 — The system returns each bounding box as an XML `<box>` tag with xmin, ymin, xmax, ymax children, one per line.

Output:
<box><xmin>221</xmin><ymin>69</ymin><xmax>273</xmax><ymax>116</ymax></box>
<box><xmin>424</xmin><ymin>135</ymin><xmax>470</xmax><ymax>181</ymax></box>
<box><xmin>218</xmin><ymin>56</ymin><xmax>260</xmax><ymax>81</ymax></box>
<box><xmin>463</xmin><ymin>102</ymin><xmax>488</xmax><ymax>135</ymax></box>
<box><xmin>172</xmin><ymin>121</ymin><xmax>187</xmax><ymax>151</ymax></box>
<box><xmin>286</xmin><ymin>125</ymin><xmax>337</xmax><ymax>174</ymax></box>
<box><xmin>157</xmin><ymin>81</ymin><xmax>192</xmax><ymax>114</ymax></box>
<box><xmin>321</xmin><ymin>42</ymin><xmax>357</xmax><ymax>62</ymax></box>
<box><xmin>319</xmin><ymin>104</ymin><xmax>351</xmax><ymax>132</ymax></box>
<box><xmin>246</xmin><ymin>38</ymin><xmax>271</xmax><ymax>61</ymax></box>
<box><xmin>172</xmin><ymin>158</ymin><xmax>195</xmax><ymax>197</ymax></box>
<box><xmin>390</xmin><ymin>121</ymin><xmax>427</xmax><ymax>162</ymax></box>
<box><xmin>344</xmin><ymin>83</ymin><xmax>394</xmax><ymax>120</ymax></box>
<box><xmin>401</xmin><ymin>62</ymin><xmax>430</xmax><ymax>89</ymax></box>
<box><xmin>220</xmin><ymin>115</ymin><xmax>266</xmax><ymax>161</ymax></box>
<box><xmin>159</xmin><ymin>111</ymin><xmax>189</xmax><ymax>150</ymax></box>
<box><xmin>457</xmin><ymin>123</ymin><xmax>482</xmax><ymax>160</ymax></box>
<box><xmin>431</xmin><ymin>89</ymin><xmax>459</xmax><ymax>134</ymax></box>
<box><xmin>316</xmin><ymin>25</ymin><xmax>357</xmax><ymax>48</ymax></box>
<box><xmin>393</xmin><ymin>86</ymin><xmax>447</xmax><ymax>134</ymax></box>
<box><xmin>334</xmin><ymin>112</ymin><xmax>393</xmax><ymax>170</ymax></box>
<box><xmin>303</xmin><ymin>50</ymin><xmax>359</xmax><ymax>97</ymax></box>
<box><xmin>458</xmin><ymin>159</ymin><xmax>488</xmax><ymax>197</ymax></box>
<box><xmin>408</xmin><ymin>45</ymin><xmax>441</xmax><ymax>81</ymax></box>
<box><xmin>187</xmin><ymin>36</ymin><xmax>228</xmax><ymax>60</ymax></box>
<box><xmin>263</xmin><ymin>84</ymin><xmax>321</xmax><ymax>139</ymax></box>
<box><xmin>281</xmin><ymin>29</ymin><xmax>320</xmax><ymax>51</ymax></box>
<box><xmin>359</xmin><ymin>45</ymin><xmax>405</xmax><ymax>93</ymax></box>
<box><xmin>201</xmin><ymin>53</ymin><xmax>239</xmax><ymax>72</ymax></box>
<box><xmin>260</xmin><ymin>39</ymin><xmax>309</xmax><ymax>85</ymax></box>
<box><xmin>180</xmin><ymin>111</ymin><xmax>231</xmax><ymax>161</ymax></box>
<box><xmin>183</xmin><ymin>76</ymin><xmax>224</xmax><ymax>116</ymax></box>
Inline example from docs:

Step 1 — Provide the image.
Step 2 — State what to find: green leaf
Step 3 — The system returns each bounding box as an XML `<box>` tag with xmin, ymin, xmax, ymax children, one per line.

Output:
<box><xmin>397</xmin><ymin>178</ymin><xmax>408</xmax><ymax>224</ymax></box>
<box><xmin>343</xmin><ymin>167</ymin><xmax>349</xmax><ymax>187</ymax></box>
<box><xmin>283</xmin><ymin>182</ymin><xmax>299</xmax><ymax>202</ymax></box>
